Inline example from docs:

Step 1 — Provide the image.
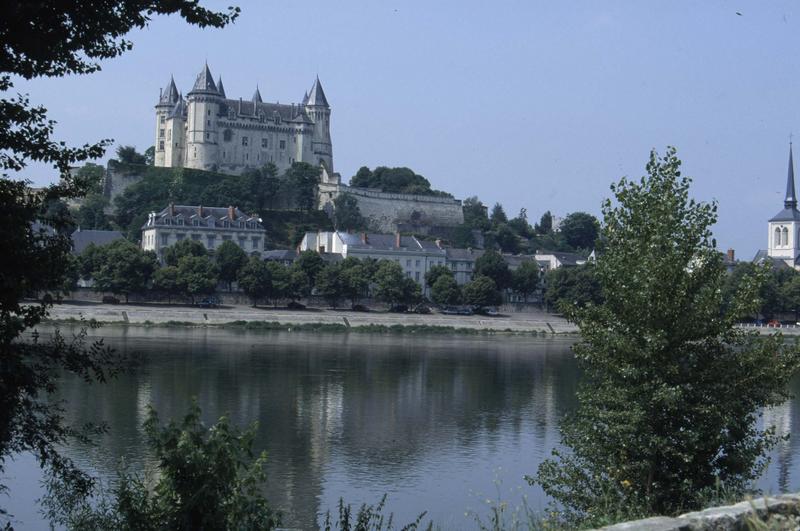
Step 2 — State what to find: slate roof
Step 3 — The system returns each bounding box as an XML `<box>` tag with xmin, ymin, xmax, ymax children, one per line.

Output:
<box><xmin>306</xmin><ymin>77</ymin><xmax>329</xmax><ymax>107</ymax></box>
<box><xmin>445</xmin><ymin>248</ymin><xmax>485</xmax><ymax>261</ymax></box>
<box><xmin>263</xmin><ymin>249</ymin><xmax>297</xmax><ymax>262</ymax></box>
<box><xmin>71</xmin><ymin>229</ymin><xmax>124</xmax><ymax>254</ymax></box>
<box><xmin>222</xmin><ymin>99</ymin><xmax>309</xmax><ymax>123</ymax></box>
<box><xmin>156</xmin><ymin>204</ymin><xmax>252</xmax><ymax>220</ymax></box>
<box><xmin>217</xmin><ymin>77</ymin><xmax>226</xmax><ymax>98</ymax></box>
<box><xmin>544</xmin><ymin>251</ymin><xmax>585</xmax><ymax>266</ymax></box>
<box><xmin>190</xmin><ymin>63</ymin><xmax>218</xmax><ymax>94</ymax></box>
<box><xmin>159</xmin><ymin>76</ymin><xmax>180</xmax><ymax>105</ymax></box>
<box><xmin>771</xmin><ymin>145</ymin><xmax>800</xmax><ymax>221</ymax></box>
<box><xmin>252</xmin><ymin>86</ymin><xmax>262</xmax><ymax>103</ymax></box>
<box><xmin>168</xmin><ymin>97</ymin><xmax>186</xmax><ymax>119</ymax></box>
<box><xmin>769</xmin><ymin>208</ymin><xmax>800</xmax><ymax>222</ymax></box>
<box><xmin>752</xmin><ymin>249</ymin><xmax>793</xmax><ymax>270</ymax></box>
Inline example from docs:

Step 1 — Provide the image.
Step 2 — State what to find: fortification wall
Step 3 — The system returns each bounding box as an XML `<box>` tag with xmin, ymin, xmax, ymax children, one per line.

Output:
<box><xmin>103</xmin><ymin>163</ymin><xmax>145</xmax><ymax>209</ymax></box>
<box><xmin>319</xmin><ymin>183</ymin><xmax>464</xmax><ymax>232</ymax></box>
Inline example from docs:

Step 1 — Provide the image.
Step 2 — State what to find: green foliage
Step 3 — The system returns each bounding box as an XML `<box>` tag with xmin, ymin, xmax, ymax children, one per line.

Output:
<box><xmin>463</xmin><ymin>196</ymin><xmax>491</xmax><ymax>230</ymax></box>
<box><xmin>424</xmin><ymin>264</ymin><xmax>453</xmax><ymax>288</ymax></box>
<box><xmin>237</xmin><ymin>257</ymin><xmax>271</xmax><ymax>307</ymax></box>
<box><xmin>495</xmin><ymin>224</ymin><xmax>520</xmax><ymax>254</ymax></box>
<box><xmin>462</xmin><ymin>276</ymin><xmax>501</xmax><ymax>307</ymax></box>
<box><xmin>152</xmin><ymin>266</ymin><xmax>180</xmax><ymax>303</ymax></box>
<box><xmin>215</xmin><ymin>240</ymin><xmax>248</xmax><ymax>290</ymax></box>
<box><xmin>92</xmin><ymin>239</ymin><xmax>158</xmax><ymax>302</ymax></box>
<box><xmin>534</xmin><ymin>148</ymin><xmax>800</xmax><ymax>527</ymax></box>
<box><xmin>431</xmin><ymin>275</ymin><xmax>462</xmax><ymax>306</ymax></box>
<box><xmin>490</xmin><ymin>203</ymin><xmax>508</xmax><ymax>225</ymax></box>
<box><xmin>349</xmin><ymin>166</ymin><xmax>451</xmax><ymax>197</ymax></box>
<box><xmin>285</xmin><ymin>162</ymin><xmax>321</xmax><ymax>211</ymax></box>
<box><xmin>340</xmin><ymin>260</ymin><xmax>371</xmax><ymax>305</ymax></box>
<box><xmin>315</xmin><ymin>262</ymin><xmax>345</xmax><ymax>308</ymax></box>
<box><xmin>508</xmin><ymin>208</ymin><xmax>534</xmax><ymax>239</ymax></box>
<box><xmin>295</xmin><ymin>250</ymin><xmax>326</xmax><ymax>287</ymax></box>
<box><xmin>44</xmin><ymin>402</ymin><xmax>280</xmax><ymax>531</ymax></box>
<box><xmin>543</xmin><ymin>265</ymin><xmax>602</xmax><ymax>311</ymax></box>
<box><xmin>535</xmin><ymin>211</ymin><xmax>553</xmax><ymax>235</ymax></box>
<box><xmin>372</xmin><ymin>260</ymin><xmax>421</xmax><ymax>306</ymax></box>
<box><xmin>0</xmin><ymin>0</ymin><xmax>238</xmax><ymax>523</ymax></box>
<box><xmin>115</xmin><ymin>145</ymin><xmax>146</xmax><ymax>165</ymax></box>
<box><xmin>176</xmin><ymin>255</ymin><xmax>218</xmax><ymax>302</ymax></box>
<box><xmin>162</xmin><ymin>238</ymin><xmax>207</xmax><ymax>267</ymax></box>
<box><xmin>450</xmin><ymin>224</ymin><xmax>476</xmax><ymax>248</ymax></box>
<box><xmin>322</xmin><ymin>495</ymin><xmax>430</xmax><ymax>531</ymax></box>
<box><xmin>724</xmin><ymin>263</ymin><xmax>800</xmax><ymax>319</ymax></box>
<box><xmin>333</xmin><ymin>193</ymin><xmax>367</xmax><ymax>230</ymax></box>
<box><xmin>241</xmin><ymin>163</ymin><xmax>280</xmax><ymax>212</ymax></box>
<box><xmin>144</xmin><ymin>145</ymin><xmax>155</xmax><ymax>166</ymax></box>
<box><xmin>264</xmin><ymin>261</ymin><xmax>289</xmax><ymax>304</ymax></box>
<box><xmin>474</xmin><ymin>250</ymin><xmax>512</xmax><ymax>290</ymax></box>
<box><xmin>74</xmin><ymin>163</ymin><xmax>105</xmax><ymax>194</ymax></box>
<box><xmin>73</xmin><ymin>193</ymin><xmax>111</xmax><ymax>229</ymax></box>
<box><xmin>559</xmin><ymin>211</ymin><xmax>600</xmax><ymax>250</ymax></box>
<box><xmin>511</xmin><ymin>261</ymin><xmax>540</xmax><ymax>299</ymax></box>
<box><xmin>286</xmin><ymin>266</ymin><xmax>311</xmax><ymax>301</ymax></box>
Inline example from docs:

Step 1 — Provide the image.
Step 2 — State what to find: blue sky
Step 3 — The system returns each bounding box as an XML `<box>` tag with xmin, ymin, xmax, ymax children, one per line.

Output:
<box><xmin>12</xmin><ymin>1</ymin><xmax>800</xmax><ymax>256</ymax></box>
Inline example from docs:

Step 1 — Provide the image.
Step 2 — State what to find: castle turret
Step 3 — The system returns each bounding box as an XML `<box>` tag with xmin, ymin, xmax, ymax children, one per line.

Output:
<box><xmin>304</xmin><ymin>76</ymin><xmax>333</xmax><ymax>173</ymax></box>
<box><xmin>155</xmin><ymin>76</ymin><xmax>180</xmax><ymax>166</ymax></box>
<box><xmin>252</xmin><ymin>86</ymin><xmax>262</xmax><ymax>104</ymax></box>
<box><xmin>185</xmin><ymin>63</ymin><xmax>222</xmax><ymax>171</ymax></box>
<box><xmin>217</xmin><ymin>76</ymin><xmax>226</xmax><ymax>98</ymax></box>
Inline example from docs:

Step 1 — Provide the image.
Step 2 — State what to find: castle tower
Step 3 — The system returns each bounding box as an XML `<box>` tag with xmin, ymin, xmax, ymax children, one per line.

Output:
<box><xmin>164</xmin><ymin>96</ymin><xmax>186</xmax><ymax>167</ymax></box>
<box><xmin>304</xmin><ymin>77</ymin><xmax>333</xmax><ymax>173</ymax></box>
<box><xmin>185</xmin><ymin>63</ymin><xmax>222</xmax><ymax>171</ymax></box>
<box><xmin>155</xmin><ymin>76</ymin><xmax>180</xmax><ymax>166</ymax></box>
<box><xmin>767</xmin><ymin>143</ymin><xmax>800</xmax><ymax>268</ymax></box>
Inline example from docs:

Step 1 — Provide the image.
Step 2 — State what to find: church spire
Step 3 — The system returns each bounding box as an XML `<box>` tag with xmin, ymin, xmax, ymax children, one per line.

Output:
<box><xmin>787</xmin><ymin>143</ymin><xmax>797</xmax><ymax>210</ymax></box>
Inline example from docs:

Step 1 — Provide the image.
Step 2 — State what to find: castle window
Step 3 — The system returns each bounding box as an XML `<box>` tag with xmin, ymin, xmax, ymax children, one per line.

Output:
<box><xmin>159</xmin><ymin>141</ymin><xmax>164</xmax><ymax>150</ymax></box>
<box><xmin>223</xmin><ymin>129</ymin><xmax>232</xmax><ymax>142</ymax></box>
<box><xmin>205</xmin><ymin>133</ymin><xmax>209</xmax><ymax>140</ymax></box>
<box><xmin>161</xmin><ymin>234</ymin><xmax>169</xmax><ymax>246</ymax></box>
<box><xmin>252</xmin><ymin>237</ymin><xmax>261</xmax><ymax>250</ymax></box>
<box><xmin>160</xmin><ymin>115</ymin><xmax>165</xmax><ymax>124</ymax></box>
<box><xmin>242</xmin><ymin>136</ymin><xmax>249</xmax><ymax>146</ymax></box>
<box><xmin>207</xmin><ymin>235</ymin><xmax>216</xmax><ymax>249</ymax></box>
<box><xmin>246</xmin><ymin>153</ymin><xmax>249</xmax><ymax>161</ymax></box>
<box><xmin>159</xmin><ymin>128</ymin><xmax>165</xmax><ymax>138</ymax></box>
<box><xmin>207</xmin><ymin>120</ymin><xmax>211</xmax><ymax>126</ymax></box>
<box><xmin>193</xmin><ymin>147</ymin><xmax>197</xmax><ymax>158</ymax></box>
<box><xmin>238</xmin><ymin>237</ymin><xmax>247</xmax><ymax>248</ymax></box>
<box><xmin>279</xmin><ymin>140</ymin><xmax>286</xmax><ymax>150</ymax></box>
<box><xmin>261</xmin><ymin>138</ymin><xmax>268</xmax><ymax>148</ymax></box>
<box><xmin>207</xmin><ymin>110</ymin><xmax>211</xmax><ymax>116</ymax></box>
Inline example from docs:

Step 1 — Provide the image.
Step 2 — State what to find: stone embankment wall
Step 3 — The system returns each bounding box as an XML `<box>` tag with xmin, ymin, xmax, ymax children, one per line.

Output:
<box><xmin>102</xmin><ymin>163</ymin><xmax>144</xmax><ymax>210</ymax></box>
<box><xmin>319</xmin><ymin>183</ymin><xmax>464</xmax><ymax>232</ymax></box>
<box><xmin>601</xmin><ymin>493</ymin><xmax>800</xmax><ymax>530</ymax></box>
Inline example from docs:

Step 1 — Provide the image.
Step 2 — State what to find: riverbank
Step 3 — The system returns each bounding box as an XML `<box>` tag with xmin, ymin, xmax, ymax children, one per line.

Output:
<box><xmin>41</xmin><ymin>301</ymin><xmax>580</xmax><ymax>335</ymax></box>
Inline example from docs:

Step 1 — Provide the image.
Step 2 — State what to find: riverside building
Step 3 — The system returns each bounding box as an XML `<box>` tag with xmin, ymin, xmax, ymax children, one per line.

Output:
<box><xmin>141</xmin><ymin>204</ymin><xmax>266</xmax><ymax>261</ymax></box>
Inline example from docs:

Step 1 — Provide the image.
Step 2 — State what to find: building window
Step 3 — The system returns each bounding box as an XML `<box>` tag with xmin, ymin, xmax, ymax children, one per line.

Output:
<box><xmin>279</xmin><ymin>140</ymin><xmax>286</xmax><ymax>150</ymax></box>
<box><xmin>252</xmin><ymin>237</ymin><xmax>261</xmax><ymax>250</ymax></box>
<box><xmin>160</xmin><ymin>234</ymin><xmax>169</xmax><ymax>246</ymax></box>
<box><xmin>207</xmin><ymin>235</ymin><xmax>216</xmax><ymax>249</ymax></box>
<box><xmin>406</xmin><ymin>259</ymin><xmax>411</xmax><ymax>267</ymax></box>
<box><xmin>175</xmin><ymin>233</ymin><xmax>185</xmax><ymax>240</ymax></box>
<box><xmin>193</xmin><ymin>146</ymin><xmax>197</xmax><ymax>158</ymax></box>
<box><xmin>223</xmin><ymin>129</ymin><xmax>232</xmax><ymax>142</ymax></box>
<box><xmin>160</xmin><ymin>115</ymin><xmax>165</xmax><ymax>124</ymax></box>
<box><xmin>261</xmin><ymin>138</ymin><xmax>268</xmax><ymax>148</ymax></box>
<box><xmin>242</xmin><ymin>136</ymin><xmax>249</xmax><ymax>146</ymax></box>
<box><xmin>205</xmin><ymin>132</ymin><xmax>209</xmax><ymax>140</ymax></box>
<box><xmin>207</xmin><ymin>109</ymin><xmax>211</xmax><ymax>116</ymax></box>
<box><xmin>159</xmin><ymin>140</ymin><xmax>165</xmax><ymax>150</ymax></box>
<box><xmin>222</xmin><ymin>235</ymin><xmax>231</xmax><ymax>241</ymax></box>
<box><xmin>159</xmin><ymin>128</ymin><xmax>165</xmax><ymax>138</ymax></box>
<box><xmin>415</xmin><ymin>272</ymin><xmax>420</xmax><ymax>282</ymax></box>
<box><xmin>207</xmin><ymin>120</ymin><xmax>211</xmax><ymax>126</ymax></box>
<box><xmin>783</xmin><ymin>227</ymin><xmax>789</xmax><ymax>246</ymax></box>
<box><xmin>415</xmin><ymin>259</ymin><xmax>420</xmax><ymax>267</ymax></box>
<box><xmin>191</xmin><ymin>234</ymin><xmax>201</xmax><ymax>240</ymax></box>
<box><xmin>238</xmin><ymin>238</ymin><xmax>247</xmax><ymax>248</ymax></box>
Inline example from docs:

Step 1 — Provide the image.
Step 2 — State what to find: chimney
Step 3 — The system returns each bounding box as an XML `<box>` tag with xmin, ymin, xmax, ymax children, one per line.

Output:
<box><xmin>228</xmin><ymin>205</ymin><xmax>235</xmax><ymax>220</ymax></box>
<box><xmin>727</xmin><ymin>248</ymin><xmax>735</xmax><ymax>262</ymax></box>
<box><xmin>169</xmin><ymin>202</ymin><xmax>175</xmax><ymax>216</ymax></box>
<box><xmin>198</xmin><ymin>205</ymin><xmax>204</xmax><ymax>217</ymax></box>
<box><xmin>395</xmin><ymin>231</ymin><xmax>401</xmax><ymax>248</ymax></box>
<box><xmin>361</xmin><ymin>232</ymin><xmax>368</xmax><ymax>244</ymax></box>
<box><xmin>435</xmin><ymin>239</ymin><xmax>443</xmax><ymax>249</ymax></box>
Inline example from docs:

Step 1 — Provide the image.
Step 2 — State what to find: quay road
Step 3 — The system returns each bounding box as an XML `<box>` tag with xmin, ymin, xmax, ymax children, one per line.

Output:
<box><xmin>41</xmin><ymin>301</ymin><xmax>579</xmax><ymax>334</ymax></box>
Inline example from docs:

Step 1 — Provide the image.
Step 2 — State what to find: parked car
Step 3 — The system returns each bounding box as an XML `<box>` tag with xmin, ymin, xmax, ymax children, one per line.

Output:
<box><xmin>441</xmin><ymin>306</ymin><xmax>460</xmax><ymax>315</ymax></box>
<box><xmin>477</xmin><ymin>307</ymin><xmax>500</xmax><ymax>317</ymax></box>
<box><xmin>102</xmin><ymin>295</ymin><xmax>120</xmax><ymax>304</ymax></box>
<box><xmin>287</xmin><ymin>301</ymin><xmax>307</xmax><ymax>310</ymax></box>
<box><xmin>767</xmin><ymin>319</ymin><xmax>781</xmax><ymax>327</ymax></box>
<box><xmin>413</xmin><ymin>304</ymin><xmax>432</xmax><ymax>315</ymax></box>
<box><xmin>198</xmin><ymin>296</ymin><xmax>220</xmax><ymax>308</ymax></box>
<box><xmin>456</xmin><ymin>307</ymin><xmax>474</xmax><ymax>316</ymax></box>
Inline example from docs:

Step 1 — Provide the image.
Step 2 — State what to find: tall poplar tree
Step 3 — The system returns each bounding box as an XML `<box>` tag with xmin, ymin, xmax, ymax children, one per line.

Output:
<box><xmin>535</xmin><ymin>148</ymin><xmax>800</xmax><ymax>527</ymax></box>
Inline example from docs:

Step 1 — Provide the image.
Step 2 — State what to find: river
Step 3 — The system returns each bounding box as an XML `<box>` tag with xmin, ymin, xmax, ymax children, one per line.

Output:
<box><xmin>2</xmin><ymin>326</ymin><xmax>799</xmax><ymax>530</ymax></box>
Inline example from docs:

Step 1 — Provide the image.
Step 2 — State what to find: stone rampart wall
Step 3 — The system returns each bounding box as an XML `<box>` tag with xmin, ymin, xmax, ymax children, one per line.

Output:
<box><xmin>103</xmin><ymin>164</ymin><xmax>145</xmax><ymax>209</ymax></box>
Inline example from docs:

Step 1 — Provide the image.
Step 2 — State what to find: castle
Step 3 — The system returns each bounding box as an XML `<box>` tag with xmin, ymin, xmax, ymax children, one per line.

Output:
<box><xmin>154</xmin><ymin>63</ymin><xmax>336</xmax><ymax>181</ymax></box>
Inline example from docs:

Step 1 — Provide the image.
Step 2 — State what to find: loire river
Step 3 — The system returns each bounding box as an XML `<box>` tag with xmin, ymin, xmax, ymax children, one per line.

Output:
<box><xmin>3</xmin><ymin>326</ymin><xmax>800</xmax><ymax>530</ymax></box>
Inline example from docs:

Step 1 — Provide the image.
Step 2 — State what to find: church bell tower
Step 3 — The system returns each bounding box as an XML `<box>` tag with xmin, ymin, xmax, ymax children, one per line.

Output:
<box><xmin>767</xmin><ymin>143</ymin><xmax>800</xmax><ymax>268</ymax></box>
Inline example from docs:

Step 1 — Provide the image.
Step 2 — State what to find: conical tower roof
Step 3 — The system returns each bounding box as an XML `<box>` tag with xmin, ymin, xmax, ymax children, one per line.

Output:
<box><xmin>217</xmin><ymin>76</ymin><xmax>226</xmax><ymax>98</ymax></box>
<box><xmin>786</xmin><ymin>143</ymin><xmax>797</xmax><ymax>209</ymax></box>
<box><xmin>189</xmin><ymin>63</ymin><xmax>218</xmax><ymax>94</ymax></box>
<box><xmin>160</xmin><ymin>76</ymin><xmax>180</xmax><ymax>105</ymax></box>
<box><xmin>253</xmin><ymin>86</ymin><xmax>262</xmax><ymax>104</ymax></box>
<box><xmin>306</xmin><ymin>76</ymin><xmax>329</xmax><ymax>107</ymax></box>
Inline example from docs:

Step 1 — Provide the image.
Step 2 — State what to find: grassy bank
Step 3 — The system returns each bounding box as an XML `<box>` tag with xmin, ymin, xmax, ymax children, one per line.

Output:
<box><xmin>44</xmin><ymin>317</ymin><xmax>563</xmax><ymax>336</ymax></box>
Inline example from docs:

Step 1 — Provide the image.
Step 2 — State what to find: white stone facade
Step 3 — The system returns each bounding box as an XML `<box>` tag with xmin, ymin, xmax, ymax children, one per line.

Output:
<box><xmin>767</xmin><ymin>145</ymin><xmax>800</xmax><ymax>269</ymax></box>
<box><xmin>141</xmin><ymin>204</ymin><xmax>266</xmax><ymax>262</ymax></box>
<box><xmin>154</xmin><ymin>65</ymin><xmax>334</xmax><ymax>177</ymax></box>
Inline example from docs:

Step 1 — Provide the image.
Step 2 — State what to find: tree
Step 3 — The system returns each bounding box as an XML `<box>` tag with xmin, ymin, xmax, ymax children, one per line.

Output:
<box><xmin>285</xmin><ymin>162</ymin><xmax>321</xmax><ymax>211</ymax></box>
<box><xmin>163</xmin><ymin>239</ymin><xmax>207</xmax><ymax>267</ymax></box>
<box><xmin>144</xmin><ymin>145</ymin><xmax>155</xmax><ymax>166</ymax></box>
<box><xmin>534</xmin><ymin>148</ymin><xmax>800</xmax><ymax>527</ymax></box>
<box><xmin>431</xmin><ymin>275</ymin><xmax>462</xmax><ymax>306</ymax></box>
<box><xmin>73</xmin><ymin>192</ymin><xmax>110</xmax><ymax>229</ymax></box>
<box><xmin>115</xmin><ymin>145</ymin><xmax>147</xmax><ymax>165</ymax></box>
<box><xmin>508</xmin><ymin>208</ymin><xmax>534</xmax><ymax>239</ymax></box>
<box><xmin>264</xmin><ymin>261</ymin><xmax>289</xmax><ymax>305</ymax></box>
<box><xmin>333</xmin><ymin>193</ymin><xmax>367</xmax><ymax>230</ymax></box>
<box><xmin>215</xmin><ymin>240</ymin><xmax>248</xmax><ymax>291</ymax></box>
<box><xmin>349</xmin><ymin>166</ymin><xmax>448</xmax><ymax>196</ymax></box>
<box><xmin>238</xmin><ymin>258</ymin><xmax>271</xmax><ymax>307</ymax></box>
<box><xmin>44</xmin><ymin>402</ymin><xmax>280</xmax><ymax>530</ymax></box>
<box><xmin>340</xmin><ymin>262</ymin><xmax>370</xmax><ymax>306</ymax></box>
<box><xmin>490</xmin><ymin>203</ymin><xmax>508</xmax><ymax>225</ymax></box>
<box><xmin>462</xmin><ymin>196</ymin><xmax>490</xmax><ymax>230</ymax></box>
<box><xmin>152</xmin><ymin>265</ymin><xmax>180</xmax><ymax>303</ymax></box>
<box><xmin>462</xmin><ymin>276</ymin><xmax>501</xmax><ymax>307</ymax></box>
<box><xmin>176</xmin><ymin>255</ymin><xmax>218</xmax><ymax>303</ymax></box>
<box><xmin>0</xmin><ymin>0</ymin><xmax>238</xmax><ymax>522</ymax></box>
<box><xmin>543</xmin><ymin>264</ymin><xmax>602</xmax><ymax>312</ymax></box>
<box><xmin>559</xmin><ymin>211</ymin><xmax>600</xmax><ymax>250</ymax></box>
<box><xmin>372</xmin><ymin>261</ymin><xmax>420</xmax><ymax>306</ymax></box>
<box><xmin>534</xmin><ymin>211</ymin><xmax>553</xmax><ymax>235</ymax></box>
<box><xmin>495</xmin><ymin>224</ymin><xmax>520</xmax><ymax>254</ymax></box>
<box><xmin>295</xmin><ymin>250</ymin><xmax>326</xmax><ymax>288</ymax></box>
<box><xmin>286</xmin><ymin>267</ymin><xmax>311</xmax><ymax>302</ymax></box>
<box><xmin>92</xmin><ymin>239</ymin><xmax>158</xmax><ymax>302</ymax></box>
<box><xmin>315</xmin><ymin>263</ymin><xmax>344</xmax><ymax>308</ymax></box>
<box><xmin>74</xmin><ymin>163</ymin><xmax>105</xmax><ymax>194</ymax></box>
<box><xmin>474</xmin><ymin>250</ymin><xmax>511</xmax><ymax>290</ymax></box>
<box><xmin>511</xmin><ymin>261</ymin><xmax>540</xmax><ymax>300</ymax></box>
<box><xmin>424</xmin><ymin>264</ymin><xmax>453</xmax><ymax>288</ymax></box>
